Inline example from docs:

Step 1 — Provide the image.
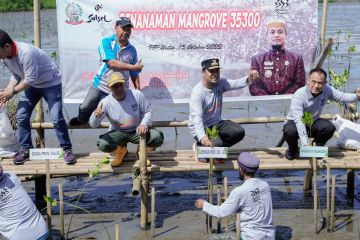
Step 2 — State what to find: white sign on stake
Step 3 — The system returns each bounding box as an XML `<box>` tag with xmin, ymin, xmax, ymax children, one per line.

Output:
<box><xmin>197</xmin><ymin>147</ymin><xmax>228</xmax><ymax>159</ymax></box>
<box><xmin>29</xmin><ymin>148</ymin><xmax>64</xmax><ymax>160</ymax></box>
<box><xmin>300</xmin><ymin>146</ymin><xmax>328</xmax><ymax>158</ymax></box>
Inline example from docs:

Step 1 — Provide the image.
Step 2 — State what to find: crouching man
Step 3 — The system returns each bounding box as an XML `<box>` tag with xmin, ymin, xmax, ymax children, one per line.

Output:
<box><xmin>89</xmin><ymin>72</ymin><xmax>164</xmax><ymax>167</ymax></box>
<box><xmin>195</xmin><ymin>152</ymin><xmax>275</xmax><ymax>240</ymax></box>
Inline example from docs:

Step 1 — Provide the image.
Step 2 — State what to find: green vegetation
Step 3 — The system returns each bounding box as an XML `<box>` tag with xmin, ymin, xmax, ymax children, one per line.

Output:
<box><xmin>0</xmin><ymin>0</ymin><xmax>56</xmax><ymax>12</ymax></box>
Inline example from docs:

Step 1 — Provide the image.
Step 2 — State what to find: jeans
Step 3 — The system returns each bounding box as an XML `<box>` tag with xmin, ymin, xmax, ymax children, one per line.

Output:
<box><xmin>77</xmin><ymin>86</ymin><xmax>108</xmax><ymax>123</ymax></box>
<box><xmin>195</xmin><ymin>120</ymin><xmax>245</xmax><ymax>147</ymax></box>
<box><xmin>98</xmin><ymin>128</ymin><xmax>164</xmax><ymax>152</ymax></box>
<box><xmin>283</xmin><ymin>119</ymin><xmax>336</xmax><ymax>152</ymax></box>
<box><xmin>17</xmin><ymin>84</ymin><xmax>72</xmax><ymax>151</ymax></box>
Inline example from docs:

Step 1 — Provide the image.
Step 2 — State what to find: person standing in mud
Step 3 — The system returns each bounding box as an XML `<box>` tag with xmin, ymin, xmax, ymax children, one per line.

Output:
<box><xmin>0</xmin><ymin>165</ymin><xmax>49</xmax><ymax>240</ymax></box>
<box><xmin>89</xmin><ymin>72</ymin><xmax>164</xmax><ymax>167</ymax></box>
<box><xmin>0</xmin><ymin>29</ymin><xmax>75</xmax><ymax>165</ymax></box>
<box><xmin>283</xmin><ymin>68</ymin><xmax>360</xmax><ymax>160</ymax></box>
<box><xmin>69</xmin><ymin>17</ymin><xmax>144</xmax><ymax>126</ymax></box>
<box><xmin>188</xmin><ymin>58</ymin><xmax>250</xmax><ymax>163</ymax></box>
<box><xmin>195</xmin><ymin>152</ymin><xmax>275</xmax><ymax>239</ymax></box>
<box><xmin>248</xmin><ymin>19</ymin><xmax>305</xmax><ymax>96</ymax></box>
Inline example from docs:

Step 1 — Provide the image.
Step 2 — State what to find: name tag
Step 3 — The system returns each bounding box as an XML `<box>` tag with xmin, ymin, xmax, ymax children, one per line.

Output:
<box><xmin>30</xmin><ymin>148</ymin><xmax>64</xmax><ymax>160</ymax></box>
<box><xmin>300</xmin><ymin>146</ymin><xmax>328</xmax><ymax>158</ymax></box>
<box><xmin>196</xmin><ymin>147</ymin><xmax>228</xmax><ymax>159</ymax></box>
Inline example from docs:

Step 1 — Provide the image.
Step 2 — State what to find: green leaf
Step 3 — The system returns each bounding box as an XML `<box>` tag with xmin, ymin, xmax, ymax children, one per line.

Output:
<box><xmin>58</xmin><ymin>149</ymin><xmax>64</xmax><ymax>159</ymax></box>
<box><xmin>301</xmin><ymin>112</ymin><xmax>314</xmax><ymax>128</ymax></box>
<box><xmin>100</xmin><ymin>157</ymin><xmax>110</xmax><ymax>164</ymax></box>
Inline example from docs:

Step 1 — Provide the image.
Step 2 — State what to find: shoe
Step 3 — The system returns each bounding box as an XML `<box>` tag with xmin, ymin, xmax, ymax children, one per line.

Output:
<box><xmin>192</xmin><ymin>142</ymin><xmax>208</xmax><ymax>163</ymax></box>
<box><xmin>284</xmin><ymin>148</ymin><xmax>296</xmax><ymax>160</ymax></box>
<box><xmin>214</xmin><ymin>158</ymin><xmax>225</xmax><ymax>164</ymax></box>
<box><xmin>111</xmin><ymin>146</ymin><xmax>128</xmax><ymax>167</ymax></box>
<box><xmin>64</xmin><ymin>149</ymin><xmax>76</xmax><ymax>164</ymax></box>
<box><xmin>136</xmin><ymin>146</ymin><xmax>152</xmax><ymax>167</ymax></box>
<box><xmin>13</xmin><ymin>150</ymin><xmax>29</xmax><ymax>165</ymax></box>
<box><xmin>69</xmin><ymin>117</ymin><xmax>83</xmax><ymax>126</ymax></box>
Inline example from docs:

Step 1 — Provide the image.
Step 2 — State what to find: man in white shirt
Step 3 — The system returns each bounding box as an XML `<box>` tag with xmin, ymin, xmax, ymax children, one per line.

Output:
<box><xmin>195</xmin><ymin>152</ymin><xmax>275</xmax><ymax>240</ymax></box>
<box><xmin>0</xmin><ymin>165</ymin><xmax>48</xmax><ymax>240</ymax></box>
<box><xmin>89</xmin><ymin>72</ymin><xmax>164</xmax><ymax>167</ymax></box>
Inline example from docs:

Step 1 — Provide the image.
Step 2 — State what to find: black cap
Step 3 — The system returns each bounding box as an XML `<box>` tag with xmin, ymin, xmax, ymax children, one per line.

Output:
<box><xmin>201</xmin><ymin>58</ymin><xmax>220</xmax><ymax>70</ymax></box>
<box><xmin>116</xmin><ymin>17</ymin><xmax>134</xmax><ymax>28</ymax></box>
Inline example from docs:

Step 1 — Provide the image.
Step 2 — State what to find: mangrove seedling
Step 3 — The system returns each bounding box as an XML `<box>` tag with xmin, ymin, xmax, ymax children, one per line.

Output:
<box><xmin>301</xmin><ymin>111</ymin><xmax>314</xmax><ymax>138</ymax></box>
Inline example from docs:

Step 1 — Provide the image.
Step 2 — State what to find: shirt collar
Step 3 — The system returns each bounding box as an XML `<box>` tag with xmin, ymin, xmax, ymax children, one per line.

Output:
<box><xmin>270</xmin><ymin>48</ymin><xmax>286</xmax><ymax>55</ymax></box>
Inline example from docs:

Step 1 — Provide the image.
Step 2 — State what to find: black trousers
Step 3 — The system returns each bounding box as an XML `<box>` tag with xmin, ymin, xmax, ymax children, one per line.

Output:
<box><xmin>283</xmin><ymin>119</ymin><xmax>336</xmax><ymax>153</ymax></box>
<box><xmin>195</xmin><ymin>120</ymin><xmax>245</xmax><ymax>147</ymax></box>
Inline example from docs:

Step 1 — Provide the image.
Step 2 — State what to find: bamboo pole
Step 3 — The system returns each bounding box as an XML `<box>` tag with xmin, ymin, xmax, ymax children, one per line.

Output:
<box><xmin>330</xmin><ymin>176</ymin><xmax>336</xmax><ymax>232</ymax></box>
<box><xmin>207</xmin><ymin>158</ymin><xmax>214</xmax><ymax>233</ymax></box>
<box><xmin>30</xmin><ymin>114</ymin><xmax>336</xmax><ymax>129</ymax></box>
<box><xmin>58</xmin><ymin>183</ymin><xmax>64</xmax><ymax>238</ymax></box>
<box><xmin>46</xmin><ymin>160</ymin><xmax>52</xmax><ymax>232</ymax></box>
<box><xmin>115</xmin><ymin>224</ymin><xmax>120</xmax><ymax>240</ymax></box>
<box><xmin>312</xmin><ymin>155</ymin><xmax>318</xmax><ymax>233</ymax></box>
<box><xmin>326</xmin><ymin>166</ymin><xmax>330</xmax><ymax>231</ymax></box>
<box><xmin>151</xmin><ymin>187</ymin><xmax>156</xmax><ymax>237</ymax></box>
<box><xmin>216</xmin><ymin>172</ymin><xmax>222</xmax><ymax>234</ymax></box>
<box><xmin>223</xmin><ymin>177</ymin><xmax>229</xmax><ymax>232</ymax></box>
<box><xmin>139</xmin><ymin>135</ymin><xmax>148</xmax><ymax>228</ymax></box>
<box><xmin>314</xmin><ymin>38</ymin><xmax>334</xmax><ymax>69</ymax></box>
<box><xmin>236</xmin><ymin>213</ymin><xmax>241</xmax><ymax>240</ymax></box>
<box><xmin>320</xmin><ymin>0</ymin><xmax>329</xmax><ymax>52</ymax></box>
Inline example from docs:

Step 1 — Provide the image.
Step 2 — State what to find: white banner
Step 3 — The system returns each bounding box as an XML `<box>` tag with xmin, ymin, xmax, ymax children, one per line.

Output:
<box><xmin>56</xmin><ymin>0</ymin><xmax>317</xmax><ymax>103</ymax></box>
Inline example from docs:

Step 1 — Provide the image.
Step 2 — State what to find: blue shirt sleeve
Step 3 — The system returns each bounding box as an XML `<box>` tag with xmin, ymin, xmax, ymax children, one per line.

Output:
<box><xmin>129</xmin><ymin>46</ymin><xmax>139</xmax><ymax>78</ymax></box>
<box><xmin>98</xmin><ymin>37</ymin><xmax>116</xmax><ymax>62</ymax></box>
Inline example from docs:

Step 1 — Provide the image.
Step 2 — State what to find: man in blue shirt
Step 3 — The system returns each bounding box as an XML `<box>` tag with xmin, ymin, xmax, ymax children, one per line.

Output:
<box><xmin>70</xmin><ymin>17</ymin><xmax>143</xmax><ymax>126</ymax></box>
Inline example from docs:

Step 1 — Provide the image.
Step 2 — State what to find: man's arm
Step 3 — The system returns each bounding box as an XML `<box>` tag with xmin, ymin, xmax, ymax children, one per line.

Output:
<box><xmin>138</xmin><ymin>91</ymin><xmax>152</xmax><ymax>128</ymax></box>
<box><xmin>329</xmin><ymin>85</ymin><xmax>359</xmax><ymax>103</ymax></box>
<box><xmin>107</xmin><ymin>59</ymin><xmax>143</xmax><ymax>72</ymax></box>
<box><xmin>285</xmin><ymin>55</ymin><xmax>306</xmax><ymax>94</ymax></box>
<box><xmin>195</xmin><ymin>189</ymin><xmax>240</xmax><ymax>218</ymax></box>
<box><xmin>223</xmin><ymin>76</ymin><xmax>249</xmax><ymax>92</ymax></box>
<box><xmin>131</xmin><ymin>75</ymin><xmax>141</xmax><ymax>90</ymax></box>
<box><xmin>189</xmin><ymin>93</ymin><xmax>208</xmax><ymax>143</ymax></box>
<box><xmin>89</xmin><ymin>101</ymin><xmax>107</xmax><ymax>128</ymax></box>
<box><xmin>248</xmin><ymin>56</ymin><xmax>268</xmax><ymax>96</ymax></box>
<box><xmin>290</xmin><ymin>94</ymin><xmax>308</xmax><ymax>146</ymax></box>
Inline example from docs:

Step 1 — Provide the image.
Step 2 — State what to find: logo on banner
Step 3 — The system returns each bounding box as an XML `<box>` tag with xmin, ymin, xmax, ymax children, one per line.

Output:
<box><xmin>86</xmin><ymin>4</ymin><xmax>112</xmax><ymax>23</ymax></box>
<box><xmin>65</xmin><ymin>2</ymin><xmax>84</xmax><ymax>25</ymax></box>
<box><xmin>275</xmin><ymin>0</ymin><xmax>289</xmax><ymax>15</ymax></box>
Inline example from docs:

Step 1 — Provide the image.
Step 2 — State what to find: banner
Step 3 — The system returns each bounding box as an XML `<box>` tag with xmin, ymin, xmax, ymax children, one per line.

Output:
<box><xmin>56</xmin><ymin>0</ymin><xmax>317</xmax><ymax>103</ymax></box>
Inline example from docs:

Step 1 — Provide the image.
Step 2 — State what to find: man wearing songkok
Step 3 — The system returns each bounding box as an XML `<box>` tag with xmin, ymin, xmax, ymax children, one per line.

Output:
<box><xmin>89</xmin><ymin>72</ymin><xmax>164</xmax><ymax>167</ymax></box>
<box><xmin>283</xmin><ymin>68</ymin><xmax>360</xmax><ymax>160</ymax></box>
<box><xmin>188</xmin><ymin>58</ymin><xmax>251</xmax><ymax>163</ymax></box>
<box><xmin>195</xmin><ymin>152</ymin><xmax>275</xmax><ymax>240</ymax></box>
<box><xmin>0</xmin><ymin>164</ymin><xmax>48</xmax><ymax>240</ymax></box>
<box><xmin>248</xmin><ymin>19</ymin><xmax>305</xmax><ymax>96</ymax></box>
<box><xmin>70</xmin><ymin>17</ymin><xmax>143</xmax><ymax>126</ymax></box>
<box><xmin>0</xmin><ymin>29</ymin><xmax>75</xmax><ymax>165</ymax></box>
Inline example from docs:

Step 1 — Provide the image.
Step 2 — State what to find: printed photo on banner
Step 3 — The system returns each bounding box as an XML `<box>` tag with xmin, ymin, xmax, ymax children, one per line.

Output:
<box><xmin>57</xmin><ymin>0</ymin><xmax>317</xmax><ymax>103</ymax></box>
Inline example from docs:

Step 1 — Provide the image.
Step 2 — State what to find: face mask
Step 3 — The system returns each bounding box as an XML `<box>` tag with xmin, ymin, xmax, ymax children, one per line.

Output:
<box><xmin>272</xmin><ymin>44</ymin><xmax>282</xmax><ymax>51</ymax></box>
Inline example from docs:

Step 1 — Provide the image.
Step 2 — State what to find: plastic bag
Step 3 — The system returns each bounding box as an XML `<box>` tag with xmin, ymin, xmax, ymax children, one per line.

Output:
<box><xmin>331</xmin><ymin>114</ymin><xmax>360</xmax><ymax>150</ymax></box>
<box><xmin>0</xmin><ymin>111</ymin><xmax>18</xmax><ymax>157</ymax></box>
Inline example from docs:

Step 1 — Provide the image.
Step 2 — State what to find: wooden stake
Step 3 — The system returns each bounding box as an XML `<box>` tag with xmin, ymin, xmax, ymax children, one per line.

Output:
<box><xmin>236</xmin><ymin>213</ymin><xmax>241</xmax><ymax>240</ymax></box>
<box><xmin>216</xmin><ymin>172</ymin><xmax>222</xmax><ymax>234</ymax></box>
<box><xmin>139</xmin><ymin>135</ymin><xmax>148</xmax><ymax>228</ymax></box>
<box><xmin>151</xmin><ymin>187</ymin><xmax>156</xmax><ymax>237</ymax></box>
<box><xmin>326</xmin><ymin>165</ymin><xmax>330</xmax><ymax>231</ymax></box>
<box><xmin>330</xmin><ymin>176</ymin><xmax>336</xmax><ymax>232</ymax></box>
<box><xmin>46</xmin><ymin>159</ymin><xmax>51</xmax><ymax>232</ymax></box>
<box><xmin>304</xmin><ymin>169</ymin><xmax>312</xmax><ymax>192</ymax></box>
<box><xmin>320</xmin><ymin>0</ymin><xmax>329</xmax><ymax>52</ymax></box>
<box><xmin>115</xmin><ymin>224</ymin><xmax>120</xmax><ymax>240</ymax></box>
<box><xmin>58</xmin><ymin>183</ymin><xmax>64</xmax><ymax>238</ymax></box>
<box><xmin>223</xmin><ymin>177</ymin><xmax>229</xmax><ymax>232</ymax></box>
<box><xmin>207</xmin><ymin>158</ymin><xmax>214</xmax><ymax>233</ymax></box>
<box><xmin>312</xmin><ymin>156</ymin><xmax>318</xmax><ymax>233</ymax></box>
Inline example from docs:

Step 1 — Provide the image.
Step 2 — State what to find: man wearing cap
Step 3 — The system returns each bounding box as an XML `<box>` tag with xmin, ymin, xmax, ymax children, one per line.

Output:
<box><xmin>195</xmin><ymin>152</ymin><xmax>275</xmax><ymax>239</ymax></box>
<box><xmin>89</xmin><ymin>72</ymin><xmax>164</xmax><ymax>167</ymax></box>
<box><xmin>283</xmin><ymin>68</ymin><xmax>360</xmax><ymax>160</ymax></box>
<box><xmin>0</xmin><ymin>29</ymin><xmax>75</xmax><ymax>165</ymax></box>
<box><xmin>70</xmin><ymin>17</ymin><xmax>144</xmax><ymax>126</ymax></box>
<box><xmin>248</xmin><ymin>19</ymin><xmax>305</xmax><ymax>96</ymax></box>
<box><xmin>0</xmin><ymin>165</ymin><xmax>48</xmax><ymax>240</ymax></box>
<box><xmin>188</xmin><ymin>58</ymin><xmax>250</xmax><ymax>163</ymax></box>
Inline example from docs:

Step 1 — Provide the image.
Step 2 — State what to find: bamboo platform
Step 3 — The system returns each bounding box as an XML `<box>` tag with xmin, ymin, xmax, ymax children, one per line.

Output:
<box><xmin>1</xmin><ymin>147</ymin><xmax>359</xmax><ymax>177</ymax></box>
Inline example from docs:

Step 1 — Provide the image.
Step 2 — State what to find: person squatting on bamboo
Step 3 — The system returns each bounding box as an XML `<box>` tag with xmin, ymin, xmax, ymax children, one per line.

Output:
<box><xmin>248</xmin><ymin>19</ymin><xmax>305</xmax><ymax>96</ymax></box>
<box><xmin>195</xmin><ymin>152</ymin><xmax>275</xmax><ymax>240</ymax></box>
<box><xmin>0</xmin><ymin>165</ymin><xmax>48</xmax><ymax>240</ymax></box>
<box><xmin>89</xmin><ymin>72</ymin><xmax>164</xmax><ymax>167</ymax></box>
<box><xmin>188</xmin><ymin>58</ymin><xmax>251</xmax><ymax>163</ymax></box>
<box><xmin>283</xmin><ymin>68</ymin><xmax>360</xmax><ymax>160</ymax></box>
<box><xmin>0</xmin><ymin>29</ymin><xmax>75</xmax><ymax>165</ymax></box>
<box><xmin>69</xmin><ymin>17</ymin><xmax>144</xmax><ymax>126</ymax></box>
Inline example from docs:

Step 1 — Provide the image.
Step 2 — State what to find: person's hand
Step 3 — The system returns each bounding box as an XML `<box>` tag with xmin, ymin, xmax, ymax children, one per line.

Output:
<box><xmin>200</xmin><ymin>136</ymin><xmax>213</xmax><ymax>147</ymax></box>
<box><xmin>137</xmin><ymin>124</ymin><xmax>148</xmax><ymax>135</ymax></box>
<box><xmin>248</xmin><ymin>69</ymin><xmax>259</xmax><ymax>83</ymax></box>
<box><xmin>0</xmin><ymin>88</ymin><xmax>14</xmax><ymax>101</ymax></box>
<box><xmin>195</xmin><ymin>199</ymin><xmax>206</xmax><ymax>209</ymax></box>
<box><xmin>95</xmin><ymin>103</ymin><xmax>105</xmax><ymax>119</ymax></box>
<box><xmin>356</xmin><ymin>88</ymin><xmax>360</xmax><ymax>100</ymax></box>
<box><xmin>133</xmin><ymin>59</ymin><xmax>144</xmax><ymax>72</ymax></box>
<box><xmin>0</xmin><ymin>98</ymin><xmax>9</xmax><ymax>108</ymax></box>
